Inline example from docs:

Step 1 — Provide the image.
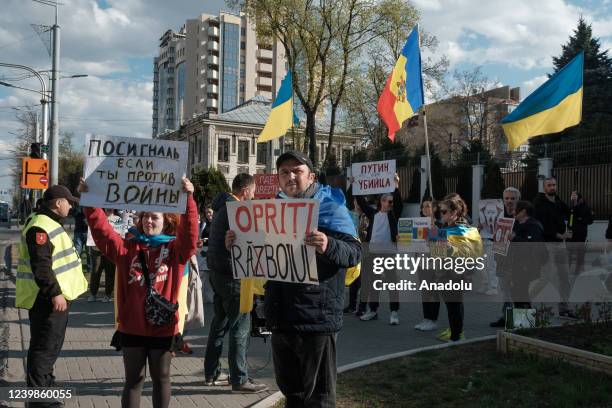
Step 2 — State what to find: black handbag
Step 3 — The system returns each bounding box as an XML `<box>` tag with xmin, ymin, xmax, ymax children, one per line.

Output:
<box><xmin>139</xmin><ymin>250</ymin><xmax>178</xmax><ymax>326</ymax></box>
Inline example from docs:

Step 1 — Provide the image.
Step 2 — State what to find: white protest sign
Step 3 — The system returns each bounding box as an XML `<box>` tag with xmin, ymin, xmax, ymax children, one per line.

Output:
<box><xmin>478</xmin><ymin>199</ymin><xmax>504</xmax><ymax>239</ymax></box>
<box><xmin>351</xmin><ymin>159</ymin><xmax>396</xmax><ymax>195</ymax></box>
<box><xmin>80</xmin><ymin>135</ymin><xmax>189</xmax><ymax>213</ymax></box>
<box><xmin>227</xmin><ymin>199</ymin><xmax>320</xmax><ymax>284</ymax></box>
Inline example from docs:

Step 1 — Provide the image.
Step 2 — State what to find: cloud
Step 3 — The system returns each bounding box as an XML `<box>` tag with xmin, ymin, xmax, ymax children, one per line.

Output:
<box><xmin>419</xmin><ymin>0</ymin><xmax>612</xmax><ymax>70</ymax></box>
<box><xmin>521</xmin><ymin>75</ymin><xmax>548</xmax><ymax>99</ymax></box>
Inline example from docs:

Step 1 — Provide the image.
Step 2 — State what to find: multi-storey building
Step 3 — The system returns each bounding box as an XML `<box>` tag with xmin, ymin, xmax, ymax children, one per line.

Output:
<box><xmin>152</xmin><ymin>10</ymin><xmax>286</xmax><ymax>137</ymax></box>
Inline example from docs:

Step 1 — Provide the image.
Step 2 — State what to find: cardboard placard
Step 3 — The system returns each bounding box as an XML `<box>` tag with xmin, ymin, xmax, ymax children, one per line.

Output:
<box><xmin>227</xmin><ymin>199</ymin><xmax>319</xmax><ymax>284</ymax></box>
<box><xmin>80</xmin><ymin>135</ymin><xmax>188</xmax><ymax>213</ymax></box>
<box><xmin>351</xmin><ymin>159</ymin><xmax>396</xmax><ymax>195</ymax></box>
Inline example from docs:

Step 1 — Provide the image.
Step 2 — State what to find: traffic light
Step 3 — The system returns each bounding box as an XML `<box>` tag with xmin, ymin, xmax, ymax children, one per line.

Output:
<box><xmin>30</xmin><ymin>143</ymin><xmax>41</xmax><ymax>159</ymax></box>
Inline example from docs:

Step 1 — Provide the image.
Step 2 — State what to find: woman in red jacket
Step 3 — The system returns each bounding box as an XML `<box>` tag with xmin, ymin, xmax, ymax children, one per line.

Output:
<box><xmin>79</xmin><ymin>177</ymin><xmax>198</xmax><ymax>408</ymax></box>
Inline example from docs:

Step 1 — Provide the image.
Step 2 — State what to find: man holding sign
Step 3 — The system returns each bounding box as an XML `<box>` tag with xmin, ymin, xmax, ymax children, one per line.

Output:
<box><xmin>225</xmin><ymin>151</ymin><xmax>361</xmax><ymax>407</ymax></box>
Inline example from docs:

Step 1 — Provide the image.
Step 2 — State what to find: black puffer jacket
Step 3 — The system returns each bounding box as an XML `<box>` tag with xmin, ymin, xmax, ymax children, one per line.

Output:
<box><xmin>264</xmin><ymin>226</ymin><xmax>361</xmax><ymax>333</ymax></box>
<box><xmin>206</xmin><ymin>192</ymin><xmax>234</xmax><ymax>274</ymax></box>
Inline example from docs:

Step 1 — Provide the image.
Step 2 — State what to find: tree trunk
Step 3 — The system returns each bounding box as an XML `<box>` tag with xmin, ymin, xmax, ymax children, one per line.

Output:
<box><xmin>306</xmin><ymin>109</ymin><xmax>317</xmax><ymax>167</ymax></box>
<box><xmin>326</xmin><ymin>105</ymin><xmax>338</xmax><ymax>163</ymax></box>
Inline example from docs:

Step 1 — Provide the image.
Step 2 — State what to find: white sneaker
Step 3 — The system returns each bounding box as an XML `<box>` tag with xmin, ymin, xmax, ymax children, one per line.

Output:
<box><xmin>389</xmin><ymin>311</ymin><xmax>399</xmax><ymax>325</ymax></box>
<box><xmin>359</xmin><ymin>310</ymin><xmax>378</xmax><ymax>321</ymax></box>
<box><xmin>87</xmin><ymin>295</ymin><xmax>96</xmax><ymax>302</ymax></box>
<box><xmin>485</xmin><ymin>288</ymin><xmax>498</xmax><ymax>296</ymax></box>
<box><xmin>101</xmin><ymin>296</ymin><xmax>111</xmax><ymax>303</ymax></box>
<box><xmin>416</xmin><ymin>319</ymin><xmax>437</xmax><ymax>331</ymax></box>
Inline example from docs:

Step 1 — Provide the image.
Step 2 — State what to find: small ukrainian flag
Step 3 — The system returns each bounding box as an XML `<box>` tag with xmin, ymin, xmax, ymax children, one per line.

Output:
<box><xmin>502</xmin><ymin>52</ymin><xmax>583</xmax><ymax>150</ymax></box>
<box><xmin>258</xmin><ymin>70</ymin><xmax>294</xmax><ymax>143</ymax></box>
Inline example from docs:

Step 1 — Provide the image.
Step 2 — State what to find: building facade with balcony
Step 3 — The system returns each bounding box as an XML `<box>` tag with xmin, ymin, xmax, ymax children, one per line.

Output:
<box><xmin>158</xmin><ymin>96</ymin><xmax>365</xmax><ymax>185</ymax></box>
<box><xmin>152</xmin><ymin>10</ymin><xmax>286</xmax><ymax>137</ymax></box>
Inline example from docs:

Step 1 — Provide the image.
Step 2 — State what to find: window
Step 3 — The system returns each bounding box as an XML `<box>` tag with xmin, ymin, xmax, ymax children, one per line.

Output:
<box><xmin>240</xmin><ymin>55</ymin><xmax>245</xmax><ymax>64</ymax></box>
<box><xmin>241</xmin><ymin>27</ymin><xmax>246</xmax><ymax>36</ymax></box>
<box><xmin>256</xmin><ymin>143</ymin><xmax>268</xmax><ymax>165</ymax></box>
<box><xmin>240</xmin><ymin>83</ymin><xmax>245</xmax><ymax>92</ymax></box>
<box><xmin>218</xmin><ymin>139</ymin><xmax>229</xmax><ymax>162</ymax></box>
<box><xmin>238</xmin><ymin>140</ymin><xmax>249</xmax><ymax>163</ymax></box>
<box><xmin>240</xmin><ymin>68</ymin><xmax>245</xmax><ymax>78</ymax></box>
<box><xmin>241</xmin><ymin>41</ymin><xmax>245</xmax><ymax>50</ymax></box>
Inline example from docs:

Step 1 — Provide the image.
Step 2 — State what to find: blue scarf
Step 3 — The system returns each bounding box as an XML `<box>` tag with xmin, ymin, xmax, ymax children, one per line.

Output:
<box><xmin>126</xmin><ymin>226</ymin><xmax>176</xmax><ymax>248</ymax></box>
<box><xmin>279</xmin><ymin>183</ymin><xmax>357</xmax><ymax>237</ymax></box>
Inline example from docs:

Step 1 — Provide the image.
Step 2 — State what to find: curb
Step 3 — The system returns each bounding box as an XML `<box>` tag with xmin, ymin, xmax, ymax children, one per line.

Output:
<box><xmin>250</xmin><ymin>334</ymin><xmax>497</xmax><ymax>408</ymax></box>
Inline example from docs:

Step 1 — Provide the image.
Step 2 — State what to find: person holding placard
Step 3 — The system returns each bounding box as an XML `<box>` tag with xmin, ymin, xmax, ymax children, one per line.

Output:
<box><xmin>350</xmin><ymin>173</ymin><xmax>403</xmax><ymax>325</ymax></box>
<box><xmin>414</xmin><ymin>197</ymin><xmax>442</xmax><ymax>332</ymax></box>
<box><xmin>79</xmin><ymin>177</ymin><xmax>198</xmax><ymax>408</ymax></box>
<box><xmin>225</xmin><ymin>150</ymin><xmax>361</xmax><ymax>407</ymax></box>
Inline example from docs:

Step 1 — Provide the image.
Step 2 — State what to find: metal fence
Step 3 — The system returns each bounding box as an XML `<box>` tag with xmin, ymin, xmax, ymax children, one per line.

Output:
<box><xmin>555</xmin><ymin>164</ymin><xmax>612</xmax><ymax>219</ymax></box>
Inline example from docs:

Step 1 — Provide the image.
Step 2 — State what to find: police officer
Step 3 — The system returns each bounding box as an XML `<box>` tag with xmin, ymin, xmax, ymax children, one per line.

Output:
<box><xmin>16</xmin><ymin>185</ymin><xmax>88</xmax><ymax>406</ymax></box>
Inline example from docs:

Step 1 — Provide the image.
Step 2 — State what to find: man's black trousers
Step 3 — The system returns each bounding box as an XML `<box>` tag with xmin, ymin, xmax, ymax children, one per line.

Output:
<box><xmin>272</xmin><ymin>333</ymin><xmax>337</xmax><ymax>408</ymax></box>
<box><xmin>27</xmin><ymin>293</ymin><xmax>69</xmax><ymax>388</ymax></box>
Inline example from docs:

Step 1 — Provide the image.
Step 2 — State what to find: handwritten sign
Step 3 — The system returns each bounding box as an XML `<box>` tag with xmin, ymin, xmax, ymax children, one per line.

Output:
<box><xmin>478</xmin><ymin>199</ymin><xmax>504</xmax><ymax>239</ymax></box>
<box><xmin>351</xmin><ymin>159</ymin><xmax>396</xmax><ymax>195</ymax></box>
<box><xmin>493</xmin><ymin>217</ymin><xmax>515</xmax><ymax>256</ymax></box>
<box><xmin>80</xmin><ymin>135</ymin><xmax>188</xmax><ymax>213</ymax></box>
<box><xmin>227</xmin><ymin>199</ymin><xmax>320</xmax><ymax>284</ymax></box>
<box><xmin>254</xmin><ymin>174</ymin><xmax>279</xmax><ymax>199</ymax></box>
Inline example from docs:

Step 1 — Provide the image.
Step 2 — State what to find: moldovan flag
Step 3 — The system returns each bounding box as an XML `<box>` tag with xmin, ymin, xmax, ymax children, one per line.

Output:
<box><xmin>502</xmin><ymin>52</ymin><xmax>583</xmax><ymax>150</ymax></box>
<box><xmin>258</xmin><ymin>70</ymin><xmax>294</xmax><ymax>143</ymax></box>
<box><xmin>377</xmin><ymin>26</ymin><xmax>424</xmax><ymax>142</ymax></box>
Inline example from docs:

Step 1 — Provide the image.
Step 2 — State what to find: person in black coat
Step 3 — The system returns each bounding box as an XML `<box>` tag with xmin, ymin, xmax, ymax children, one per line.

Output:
<box><xmin>226</xmin><ymin>151</ymin><xmax>361</xmax><ymax>407</ymax></box>
<box><xmin>509</xmin><ymin>201</ymin><xmax>545</xmax><ymax>309</ymax></box>
<box><xmin>567</xmin><ymin>192</ymin><xmax>594</xmax><ymax>277</ymax></box>
<box><xmin>350</xmin><ymin>174</ymin><xmax>403</xmax><ymax>324</ymax></box>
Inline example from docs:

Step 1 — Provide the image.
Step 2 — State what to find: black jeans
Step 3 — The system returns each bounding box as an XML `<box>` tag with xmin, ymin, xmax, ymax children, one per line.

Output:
<box><xmin>27</xmin><ymin>293</ymin><xmax>69</xmax><ymax>389</ymax></box>
<box><xmin>203</xmin><ymin>270</ymin><xmax>250</xmax><ymax>385</ymax></box>
<box><xmin>272</xmin><ymin>333</ymin><xmax>337</xmax><ymax>408</ymax></box>
<box><xmin>89</xmin><ymin>250</ymin><xmax>115</xmax><ymax>297</ymax></box>
<box><xmin>439</xmin><ymin>289</ymin><xmax>463</xmax><ymax>341</ymax></box>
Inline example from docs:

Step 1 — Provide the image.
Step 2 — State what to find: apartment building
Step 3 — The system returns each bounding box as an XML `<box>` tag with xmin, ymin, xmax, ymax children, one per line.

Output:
<box><xmin>152</xmin><ymin>10</ymin><xmax>286</xmax><ymax>137</ymax></box>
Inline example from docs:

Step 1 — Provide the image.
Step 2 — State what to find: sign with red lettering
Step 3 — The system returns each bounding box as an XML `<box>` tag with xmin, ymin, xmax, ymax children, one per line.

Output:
<box><xmin>493</xmin><ymin>217</ymin><xmax>515</xmax><ymax>256</ymax></box>
<box><xmin>227</xmin><ymin>199</ymin><xmax>320</xmax><ymax>284</ymax></box>
<box><xmin>351</xmin><ymin>159</ymin><xmax>396</xmax><ymax>195</ymax></box>
<box><xmin>254</xmin><ymin>174</ymin><xmax>279</xmax><ymax>199</ymax></box>
<box><xmin>79</xmin><ymin>135</ymin><xmax>188</xmax><ymax>213</ymax></box>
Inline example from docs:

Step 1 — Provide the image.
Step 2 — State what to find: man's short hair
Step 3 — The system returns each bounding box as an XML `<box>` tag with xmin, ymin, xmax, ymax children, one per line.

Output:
<box><xmin>232</xmin><ymin>173</ymin><xmax>254</xmax><ymax>193</ymax></box>
<box><xmin>544</xmin><ymin>177</ymin><xmax>556</xmax><ymax>183</ymax></box>
<box><xmin>503</xmin><ymin>187</ymin><xmax>521</xmax><ymax>199</ymax></box>
<box><xmin>515</xmin><ymin>200</ymin><xmax>534</xmax><ymax>216</ymax></box>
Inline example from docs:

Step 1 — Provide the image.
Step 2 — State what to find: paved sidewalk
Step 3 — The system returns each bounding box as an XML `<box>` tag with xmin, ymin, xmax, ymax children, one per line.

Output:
<box><xmin>1</xmin><ymin>266</ymin><xmax>510</xmax><ymax>408</ymax></box>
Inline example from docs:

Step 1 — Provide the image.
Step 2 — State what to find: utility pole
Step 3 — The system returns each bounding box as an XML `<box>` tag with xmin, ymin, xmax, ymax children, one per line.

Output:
<box><xmin>49</xmin><ymin>5</ymin><xmax>60</xmax><ymax>185</ymax></box>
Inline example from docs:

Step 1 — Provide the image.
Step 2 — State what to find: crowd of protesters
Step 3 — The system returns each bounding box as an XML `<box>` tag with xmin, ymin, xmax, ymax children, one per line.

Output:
<box><xmin>14</xmin><ymin>154</ymin><xmax>609</xmax><ymax>408</ymax></box>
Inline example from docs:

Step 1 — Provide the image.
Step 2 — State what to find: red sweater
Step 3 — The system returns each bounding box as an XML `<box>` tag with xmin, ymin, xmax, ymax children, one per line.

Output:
<box><xmin>84</xmin><ymin>195</ymin><xmax>198</xmax><ymax>337</ymax></box>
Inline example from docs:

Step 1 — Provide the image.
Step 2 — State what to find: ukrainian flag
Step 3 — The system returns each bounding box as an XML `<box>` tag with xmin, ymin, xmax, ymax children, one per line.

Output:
<box><xmin>377</xmin><ymin>26</ymin><xmax>425</xmax><ymax>142</ymax></box>
<box><xmin>502</xmin><ymin>52</ymin><xmax>584</xmax><ymax>150</ymax></box>
<box><xmin>258</xmin><ymin>70</ymin><xmax>294</xmax><ymax>143</ymax></box>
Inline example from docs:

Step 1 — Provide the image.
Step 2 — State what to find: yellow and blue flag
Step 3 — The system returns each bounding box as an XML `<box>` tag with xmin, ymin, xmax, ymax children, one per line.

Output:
<box><xmin>258</xmin><ymin>70</ymin><xmax>294</xmax><ymax>143</ymax></box>
<box><xmin>377</xmin><ymin>26</ymin><xmax>425</xmax><ymax>142</ymax></box>
<box><xmin>502</xmin><ymin>52</ymin><xmax>583</xmax><ymax>150</ymax></box>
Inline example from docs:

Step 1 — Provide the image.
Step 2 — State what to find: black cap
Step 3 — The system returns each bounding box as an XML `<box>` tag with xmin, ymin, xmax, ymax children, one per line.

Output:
<box><xmin>43</xmin><ymin>185</ymin><xmax>80</xmax><ymax>203</ymax></box>
<box><xmin>276</xmin><ymin>150</ymin><xmax>314</xmax><ymax>171</ymax></box>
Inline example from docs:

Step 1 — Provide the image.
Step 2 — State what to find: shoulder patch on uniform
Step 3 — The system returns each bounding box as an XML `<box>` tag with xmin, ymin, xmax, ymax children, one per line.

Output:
<box><xmin>36</xmin><ymin>232</ymin><xmax>48</xmax><ymax>245</ymax></box>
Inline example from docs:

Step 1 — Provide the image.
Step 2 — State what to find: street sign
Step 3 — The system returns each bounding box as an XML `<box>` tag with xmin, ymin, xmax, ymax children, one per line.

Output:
<box><xmin>21</xmin><ymin>158</ymin><xmax>49</xmax><ymax>190</ymax></box>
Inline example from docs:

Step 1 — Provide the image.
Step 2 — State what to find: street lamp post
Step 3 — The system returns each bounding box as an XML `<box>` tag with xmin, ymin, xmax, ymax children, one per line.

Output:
<box><xmin>0</xmin><ymin>63</ymin><xmax>48</xmax><ymax>152</ymax></box>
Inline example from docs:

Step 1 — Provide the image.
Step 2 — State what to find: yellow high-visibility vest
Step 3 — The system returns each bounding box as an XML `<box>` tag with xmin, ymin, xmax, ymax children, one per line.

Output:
<box><xmin>16</xmin><ymin>213</ymin><xmax>88</xmax><ymax>309</ymax></box>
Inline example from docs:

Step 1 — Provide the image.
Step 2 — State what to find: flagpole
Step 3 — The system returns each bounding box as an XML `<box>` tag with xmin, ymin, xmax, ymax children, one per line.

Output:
<box><xmin>417</xmin><ymin>24</ymin><xmax>434</xmax><ymax>199</ymax></box>
<box><xmin>423</xmin><ymin>109</ymin><xmax>434</xmax><ymax>199</ymax></box>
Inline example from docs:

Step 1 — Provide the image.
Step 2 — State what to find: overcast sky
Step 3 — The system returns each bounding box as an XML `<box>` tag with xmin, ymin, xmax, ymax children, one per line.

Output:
<box><xmin>1</xmin><ymin>0</ymin><xmax>610</xmax><ymax>195</ymax></box>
